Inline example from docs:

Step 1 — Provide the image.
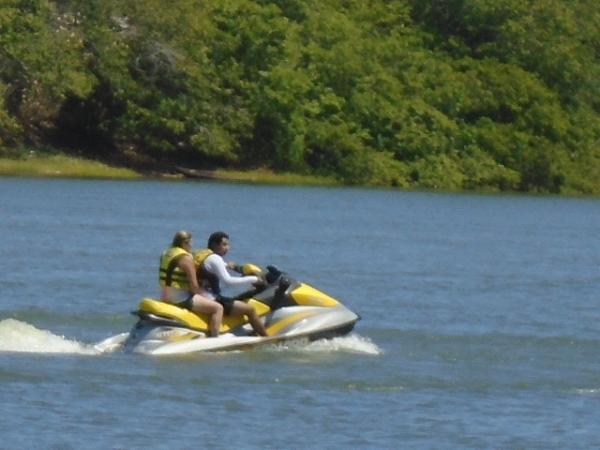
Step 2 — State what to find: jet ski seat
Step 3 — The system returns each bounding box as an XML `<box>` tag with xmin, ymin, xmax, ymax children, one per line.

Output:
<box><xmin>138</xmin><ymin>298</ymin><xmax>209</xmax><ymax>330</ymax></box>
<box><xmin>137</xmin><ymin>298</ymin><xmax>271</xmax><ymax>333</ymax></box>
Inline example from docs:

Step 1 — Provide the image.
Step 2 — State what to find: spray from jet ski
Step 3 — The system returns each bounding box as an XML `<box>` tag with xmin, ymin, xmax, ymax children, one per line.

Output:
<box><xmin>0</xmin><ymin>319</ymin><xmax>96</xmax><ymax>355</ymax></box>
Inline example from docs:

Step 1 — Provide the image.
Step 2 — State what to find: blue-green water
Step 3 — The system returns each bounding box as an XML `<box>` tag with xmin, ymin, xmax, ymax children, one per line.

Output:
<box><xmin>1</xmin><ymin>177</ymin><xmax>599</xmax><ymax>449</ymax></box>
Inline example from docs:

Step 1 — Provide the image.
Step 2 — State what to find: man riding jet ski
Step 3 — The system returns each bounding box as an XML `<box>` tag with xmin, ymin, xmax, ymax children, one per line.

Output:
<box><xmin>121</xmin><ymin>264</ymin><xmax>360</xmax><ymax>354</ymax></box>
<box><xmin>193</xmin><ymin>231</ymin><xmax>269</xmax><ymax>337</ymax></box>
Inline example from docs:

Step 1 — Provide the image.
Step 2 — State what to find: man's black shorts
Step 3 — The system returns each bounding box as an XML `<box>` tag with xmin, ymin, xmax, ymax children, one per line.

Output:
<box><xmin>215</xmin><ymin>295</ymin><xmax>235</xmax><ymax>315</ymax></box>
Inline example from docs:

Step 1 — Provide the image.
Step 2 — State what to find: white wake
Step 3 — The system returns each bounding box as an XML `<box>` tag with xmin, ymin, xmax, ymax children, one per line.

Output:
<box><xmin>268</xmin><ymin>333</ymin><xmax>382</xmax><ymax>355</ymax></box>
<box><xmin>0</xmin><ymin>318</ymin><xmax>97</xmax><ymax>355</ymax></box>
<box><xmin>0</xmin><ymin>318</ymin><xmax>380</xmax><ymax>356</ymax></box>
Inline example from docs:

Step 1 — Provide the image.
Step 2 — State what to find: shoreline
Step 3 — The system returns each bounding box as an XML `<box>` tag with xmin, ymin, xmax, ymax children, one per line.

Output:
<box><xmin>2</xmin><ymin>153</ymin><xmax>597</xmax><ymax>197</ymax></box>
<box><xmin>0</xmin><ymin>153</ymin><xmax>338</xmax><ymax>187</ymax></box>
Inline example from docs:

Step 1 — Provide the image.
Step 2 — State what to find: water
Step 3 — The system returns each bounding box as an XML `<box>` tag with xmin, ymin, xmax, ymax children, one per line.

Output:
<box><xmin>1</xmin><ymin>177</ymin><xmax>599</xmax><ymax>449</ymax></box>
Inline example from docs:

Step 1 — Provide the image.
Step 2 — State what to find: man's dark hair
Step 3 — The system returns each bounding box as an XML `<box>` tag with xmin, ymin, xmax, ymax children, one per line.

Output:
<box><xmin>207</xmin><ymin>231</ymin><xmax>229</xmax><ymax>250</ymax></box>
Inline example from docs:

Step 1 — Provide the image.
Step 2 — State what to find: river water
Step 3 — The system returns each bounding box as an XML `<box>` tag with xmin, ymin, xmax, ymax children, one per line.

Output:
<box><xmin>1</xmin><ymin>177</ymin><xmax>599</xmax><ymax>449</ymax></box>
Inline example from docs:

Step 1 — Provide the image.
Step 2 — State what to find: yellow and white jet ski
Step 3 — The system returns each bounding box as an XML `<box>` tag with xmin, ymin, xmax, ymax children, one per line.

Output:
<box><xmin>120</xmin><ymin>265</ymin><xmax>360</xmax><ymax>355</ymax></box>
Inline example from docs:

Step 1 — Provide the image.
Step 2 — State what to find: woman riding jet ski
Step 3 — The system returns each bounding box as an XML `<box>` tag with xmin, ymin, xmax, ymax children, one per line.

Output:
<box><xmin>121</xmin><ymin>265</ymin><xmax>360</xmax><ymax>354</ymax></box>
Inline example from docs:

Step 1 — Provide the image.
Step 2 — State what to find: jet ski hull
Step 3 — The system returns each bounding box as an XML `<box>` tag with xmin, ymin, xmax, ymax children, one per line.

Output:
<box><xmin>123</xmin><ymin>305</ymin><xmax>359</xmax><ymax>355</ymax></box>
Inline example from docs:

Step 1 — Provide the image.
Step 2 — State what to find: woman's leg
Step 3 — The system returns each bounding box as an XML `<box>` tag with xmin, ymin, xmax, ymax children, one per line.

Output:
<box><xmin>190</xmin><ymin>294</ymin><xmax>223</xmax><ymax>337</ymax></box>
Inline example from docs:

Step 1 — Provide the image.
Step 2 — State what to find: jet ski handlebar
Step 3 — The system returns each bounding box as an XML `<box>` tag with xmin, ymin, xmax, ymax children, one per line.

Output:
<box><xmin>232</xmin><ymin>264</ymin><xmax>287</xmax><ymax>301</ymax></box>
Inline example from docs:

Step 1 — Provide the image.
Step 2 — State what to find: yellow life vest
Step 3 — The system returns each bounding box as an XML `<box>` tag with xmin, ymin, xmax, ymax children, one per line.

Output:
<box><xmin>193</xmin><ymin>248</ymin><xmax>215</xmax><ymax>289</ymax></box>
<box><xmin>159</xmin><ymin>246</ymin><xmax>191</xmax><ymax>289</ymax></box>
<box><xmin>193</xmin><ymin>248</ymin><xmax>213</xmax><ymax>267</ymax></box>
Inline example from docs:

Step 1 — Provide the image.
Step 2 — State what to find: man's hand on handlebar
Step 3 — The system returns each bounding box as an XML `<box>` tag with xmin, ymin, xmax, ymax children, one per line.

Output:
<box><xmin>252</xmin><ymin>275</ymin><xmax>267</xmax><ymax>288</ymax></box>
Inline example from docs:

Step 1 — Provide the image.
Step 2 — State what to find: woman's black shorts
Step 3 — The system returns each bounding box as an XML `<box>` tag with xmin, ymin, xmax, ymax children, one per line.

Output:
<box><xmin>177</xmin><ymin>295</ymin><xmax>235</xmax><ymax>315</ymax></box>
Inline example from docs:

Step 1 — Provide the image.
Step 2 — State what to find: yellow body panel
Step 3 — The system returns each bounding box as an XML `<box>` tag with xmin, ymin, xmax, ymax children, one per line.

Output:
<box><xmin>265</xmin><ymin>311</ymin><xmax>317</xmax><ymax>335</ymax></box>
<box><xmin>241</xmin><ymin>263</ymin><xmax>262</xmax><ymax>275</ymax></box>
<box><xmin>139</xmin><ymin>298</ymin><xmax>270</xmax><ymax>333</ymax></box>
<box><xmin>290</xmin><ymin>284</ymin><xmax>339</xmax><ymax>307</ymax></box>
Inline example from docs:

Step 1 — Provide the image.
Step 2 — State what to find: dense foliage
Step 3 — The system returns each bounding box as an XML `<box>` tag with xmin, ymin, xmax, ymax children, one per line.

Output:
<box><xmin>1</xmin><ymin>0</ymin><xmax>599</xmax><ymax>193</ymax></box>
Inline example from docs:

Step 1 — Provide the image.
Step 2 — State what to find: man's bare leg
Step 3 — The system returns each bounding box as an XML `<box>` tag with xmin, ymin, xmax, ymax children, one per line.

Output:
<box><xmin>230</xmin><ymin>301</ymin><xmax>268</xmax><ymax>336</ymax></box>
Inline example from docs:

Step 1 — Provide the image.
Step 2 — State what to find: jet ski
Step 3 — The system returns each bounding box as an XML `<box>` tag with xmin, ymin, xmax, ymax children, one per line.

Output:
<box><xmin>120</xmin><ymin>265</ymin><xmax>360</xmax><ymax>355</ymax></box>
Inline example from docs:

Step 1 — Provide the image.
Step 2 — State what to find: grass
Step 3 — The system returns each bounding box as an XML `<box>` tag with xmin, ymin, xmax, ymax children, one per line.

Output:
<box><xmin>212</xmin><ymin>167</ymin><xmax>337</xmax><ymax>186</ymax></box>
<box><xmin>0</xmin><ymin>153</ymin><xmax>141</xmax><ymax>179</ymax></box>
<box><xmin>0</xmin><ymin>151</ymin><xmax>339</xmax><ymax>186</ymax></box>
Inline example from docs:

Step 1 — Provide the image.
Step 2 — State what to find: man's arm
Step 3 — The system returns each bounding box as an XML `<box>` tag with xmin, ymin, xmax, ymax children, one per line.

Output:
<box><xmin>206</xmin><ymin>254</ymin><xmax>258</xmax><ymax>286</ymax></box>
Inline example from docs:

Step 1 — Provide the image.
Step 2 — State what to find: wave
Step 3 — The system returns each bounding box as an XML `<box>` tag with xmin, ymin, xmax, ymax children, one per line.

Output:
<box><xmin>0</xmin><ymin>318</ymin><xmax>97</xmax><ymax>355</ymax></box>
<box><xmin>265</xmin><ymin>333</ymin><xmax>382</xmax><ymax>355</ymax></box>
<box><xmin>574</xmin><ymin>388</ymin><xmax>600</xmax><ymax>396</ymax></box>
<box><xmin>4</xmin><ymin>307</ymin><xmax>133</xmax><ymax>329</ymax></box>
<box><xmin>0</xmin><ymin>318</ymin><xmax>381</xmax><ymax>356</ymax></box>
